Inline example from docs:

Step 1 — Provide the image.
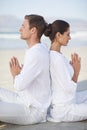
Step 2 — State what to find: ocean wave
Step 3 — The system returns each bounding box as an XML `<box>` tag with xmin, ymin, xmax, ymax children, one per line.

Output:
<box><xmin>0</xmin><ymin>31</ymin><xmax>87</xmax><ymax>41</ymax></box>
<box><xmin>0</xmin><ymin>33</ymin><xmax>20</xmax><ymax>39</ymax></box>
<box><xmin>71</xmin><ymin>31</ymin><xmax>87</xmax><ymax>41</ymax></box>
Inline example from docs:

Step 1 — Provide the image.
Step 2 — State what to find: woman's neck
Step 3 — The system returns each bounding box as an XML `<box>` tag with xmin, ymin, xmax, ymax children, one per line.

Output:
<box><xmin>50</xmin><ymin>42</ymin><xmax>61</xmax><ymax>52</ymax></box>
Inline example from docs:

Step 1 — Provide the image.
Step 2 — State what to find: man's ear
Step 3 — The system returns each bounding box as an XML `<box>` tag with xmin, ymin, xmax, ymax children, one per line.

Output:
<box><xmin>30</xmin><ymin>27</ymin><xmax>37</xmax><ymax>34</ymax></box>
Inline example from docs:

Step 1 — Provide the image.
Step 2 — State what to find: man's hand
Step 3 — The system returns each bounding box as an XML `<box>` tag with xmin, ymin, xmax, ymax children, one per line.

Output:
<box><xmin>9</xmin><ymin>56</ymin><xmax>23</xmax><ymax>78</ymax></box>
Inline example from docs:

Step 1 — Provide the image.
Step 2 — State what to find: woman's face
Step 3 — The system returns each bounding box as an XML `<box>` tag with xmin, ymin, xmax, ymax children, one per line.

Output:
<box><xmin>58</xmin><ymin>27</ymin><xmax>71</xmax><ymax>46</ymax></box>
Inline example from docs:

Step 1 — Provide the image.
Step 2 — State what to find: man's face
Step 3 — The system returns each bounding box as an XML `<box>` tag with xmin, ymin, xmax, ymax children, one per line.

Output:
<box><xmin>19</xmin><ymin>19</ymin><xmax>31</xmax><ymax>40</ymax></box>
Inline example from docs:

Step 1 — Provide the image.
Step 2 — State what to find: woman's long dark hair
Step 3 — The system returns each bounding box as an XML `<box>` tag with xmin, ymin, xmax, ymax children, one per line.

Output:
<box><xmin>44</xmin><ymin>20</ymin><xmax>70</xmax><ymax>41</ymax></box>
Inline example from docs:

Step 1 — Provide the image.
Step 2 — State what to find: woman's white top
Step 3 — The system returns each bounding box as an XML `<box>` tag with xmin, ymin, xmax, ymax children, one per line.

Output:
<box><xmin>14</xmin><ymin>43</ymin><xmax>51</xmax><ymax>111</ymax></box>
<box><xmin>50</xmin><ymin>50</ymin><xmax>77</xmax><ymax>105</ymax></box>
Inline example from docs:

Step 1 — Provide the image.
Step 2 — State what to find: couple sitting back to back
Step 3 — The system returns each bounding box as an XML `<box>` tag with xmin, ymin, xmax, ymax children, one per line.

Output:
<box><xmin>0</xmin><ymin>14</ymin><xmax>87</xmax><ymax>125</ymax></box>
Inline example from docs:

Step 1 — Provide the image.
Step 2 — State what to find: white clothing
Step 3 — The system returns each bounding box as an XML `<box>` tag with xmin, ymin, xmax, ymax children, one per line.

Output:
<box><xmin>48</xmin><ymin>50</ymin><xmax>87</xmax><ymax>122</ymax></box>
<box><xmin>0</xmin><ymin>43</ymin><xmax>51</xmax><ymax>125</ymax></box>
<box><xmin>0</xmin><ymin>88</ymin><xmax>46</xmax><ymax>125</ymax></box>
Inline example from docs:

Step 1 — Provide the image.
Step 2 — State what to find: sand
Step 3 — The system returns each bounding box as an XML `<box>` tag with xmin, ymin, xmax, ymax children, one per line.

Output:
<box><xmin>62</xmin><ymin>46</ymin><xmax>87</xmax><ymax>91</ymax></box>
<box><xmin>0</xmin><ymin>46</ymin><xmax>87</xmax><ymax>90</ymax></box>
<box><xmin>0</xmin><ymin>46</ymin><xmax>87</xmax><ymax>130</ymax></box>
<box><xmin>0</xmin><ymin>49</ymin><xmax>25</xmax><ymax>90</ymax></box>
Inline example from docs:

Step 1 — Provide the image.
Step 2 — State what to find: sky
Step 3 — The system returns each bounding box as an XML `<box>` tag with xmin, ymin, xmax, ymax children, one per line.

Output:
<box><xmin>0</xmin><ymin>0</ymin><xmax>87</xmax><ymax>21</ymax></box>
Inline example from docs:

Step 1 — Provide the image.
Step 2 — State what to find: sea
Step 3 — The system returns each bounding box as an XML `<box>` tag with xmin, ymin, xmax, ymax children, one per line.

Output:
<box><xmin>0</xmin><ymin>31</ymin><xmax>87</xmax><ymax>50</ymax></box>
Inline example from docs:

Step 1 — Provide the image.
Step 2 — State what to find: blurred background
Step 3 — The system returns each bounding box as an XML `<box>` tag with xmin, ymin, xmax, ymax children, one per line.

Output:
<box><xmin>0</xmin><ymin>0</ymin><xmax>87</xmax><ymax>89</ymax></box>
<box><xmin>0</xmin><ymin>0</ymin><xmax>87</xmax><ymax>49</ymax></box>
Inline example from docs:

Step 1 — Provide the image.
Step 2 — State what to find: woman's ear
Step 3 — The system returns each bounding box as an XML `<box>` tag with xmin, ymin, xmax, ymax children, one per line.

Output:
<box><xmin>56</xmin><ymin>32</ymin><xmax>61</xmax><ymax>38</ymax></box>
<box><xmin>55</xmin><ymin>32</ymin><xmax>61</xmax><ymax>42</ymax></box>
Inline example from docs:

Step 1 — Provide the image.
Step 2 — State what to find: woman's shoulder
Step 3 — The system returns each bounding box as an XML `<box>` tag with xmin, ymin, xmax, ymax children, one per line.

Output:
<box><xmin>50</xmin><ymin>50</ymin><xmax>63</xmax><ymax>59</ymax></box>
<box><xmin>50</xmin><ymin>50</ymin><xmax>68</xmax><ymax>64</ymax></box>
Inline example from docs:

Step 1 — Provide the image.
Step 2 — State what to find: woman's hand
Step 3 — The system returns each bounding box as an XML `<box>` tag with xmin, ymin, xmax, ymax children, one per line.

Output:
<box><xmin>70</xmin><ymin>53</ymin><xmax>81</xmax><ymax>83</ymax></box>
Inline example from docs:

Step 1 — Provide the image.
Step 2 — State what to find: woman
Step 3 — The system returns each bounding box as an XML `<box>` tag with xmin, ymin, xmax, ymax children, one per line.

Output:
<box><xmin>44</xmin><ymin>20</ymin><xmax>87</xmax><ymax>122</ymax></box>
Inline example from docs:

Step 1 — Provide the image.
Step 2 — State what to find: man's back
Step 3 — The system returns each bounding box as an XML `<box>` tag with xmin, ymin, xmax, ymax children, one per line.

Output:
<box><xmin>14</xmin><ymin>43</ymin><xmax>51</xmax><ymax>111</ymax></box>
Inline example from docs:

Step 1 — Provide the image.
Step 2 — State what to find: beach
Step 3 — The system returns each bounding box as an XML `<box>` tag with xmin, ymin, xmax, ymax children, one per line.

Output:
<box><xmin>0</xmin><ymin>0</ymin><xmax>87</xmax><ymax>129</ymax></box>
<box><xmin>62</xmin><ymin>46</ymin><xmax>87</xmax><ymax>91</ymax></box>
<box><xmin>0</xmin><ymin>49</ymin><xmax>25</xmax><ymax>90</ymax></box>
<box><xmin>0</xmin><ymin>46</ymin><xmax>87</xmax><ymax>130</ymax></box>
<box><xmin>0</xmin><ymin>45</ymin><xmax>87</xmax><ymax>91</ymax></box>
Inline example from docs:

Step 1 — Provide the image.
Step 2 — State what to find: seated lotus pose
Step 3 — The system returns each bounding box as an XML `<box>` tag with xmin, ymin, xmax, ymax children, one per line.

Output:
<box><xmin>0</xmin><ymin>14</ymin><xmax>51</xmax><ymax>125</ymax></box>
<box><xmin>44</xmin><ymin>20</ymin><xmax>87</xmax><ymax>122</ymax></box>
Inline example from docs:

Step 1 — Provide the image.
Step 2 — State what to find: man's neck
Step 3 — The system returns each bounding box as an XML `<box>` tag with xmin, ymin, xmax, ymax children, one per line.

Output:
<box><xmin>26</xmin><ymin>39</ymin><xmax>41</xmax><ymax>48</ymax></box>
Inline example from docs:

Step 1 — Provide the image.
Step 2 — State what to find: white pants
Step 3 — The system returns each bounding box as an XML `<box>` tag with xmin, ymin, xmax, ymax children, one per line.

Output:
<box><xmin>0</xmin><ymin>88</ymin><xmax>46</xmax><ymax>125</ymax></box>
<box><xmin>48</xmin><ymin>90</ymin><xmax>87</xmax><ymax>122</ymax></box>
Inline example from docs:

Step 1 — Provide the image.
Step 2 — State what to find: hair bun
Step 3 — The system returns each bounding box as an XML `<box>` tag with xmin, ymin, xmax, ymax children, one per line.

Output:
<box><xmin>44</xmin><ymin>23</ymin><xmax>52</xmax><ymax>37</ymax></box>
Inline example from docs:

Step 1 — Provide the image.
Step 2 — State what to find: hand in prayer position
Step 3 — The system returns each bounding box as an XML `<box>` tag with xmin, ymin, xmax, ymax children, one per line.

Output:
<box><xmin>9</xmin><ymin>56</ymin><xmax>23</xmax><ymax>78</ymax></box>
<box><xmin>70</xmin><ymin>53</ymin><xmax>81</xmax><ymax>82</ymax></box>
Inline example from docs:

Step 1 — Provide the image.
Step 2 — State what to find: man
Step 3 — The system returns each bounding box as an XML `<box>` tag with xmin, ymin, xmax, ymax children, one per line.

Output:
<box><xmin>0</xmin><ymin>14</ymin><xmax>51</xmax><ymax>125</ymax></box>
